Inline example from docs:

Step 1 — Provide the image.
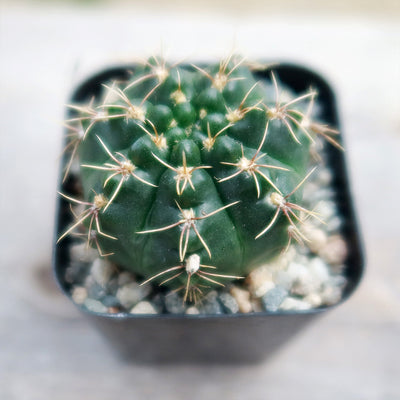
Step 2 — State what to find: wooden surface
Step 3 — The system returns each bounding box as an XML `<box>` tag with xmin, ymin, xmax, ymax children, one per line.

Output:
<box><xmin>1</xmin><ymin>3</ymin><xmax>399</xmax><ymax>399</ymax></box>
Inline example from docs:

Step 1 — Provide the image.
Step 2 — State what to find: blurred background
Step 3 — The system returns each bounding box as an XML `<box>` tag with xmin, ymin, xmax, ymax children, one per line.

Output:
<box><xmin>1</xmin><ymin>0</ymin><xmax>399</xmax><ymax>399</ymax></box>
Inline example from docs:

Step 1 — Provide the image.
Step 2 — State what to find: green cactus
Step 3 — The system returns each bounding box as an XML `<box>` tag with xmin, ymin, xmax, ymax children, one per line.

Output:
<box><xmin>60</xmin><ymin>55</ymin><xmax>340</xmax><ymax>302</ymax></box>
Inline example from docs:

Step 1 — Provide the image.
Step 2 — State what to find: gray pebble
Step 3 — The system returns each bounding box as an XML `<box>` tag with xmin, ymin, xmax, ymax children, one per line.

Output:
<box><xmin>218</xmin><ymin>292</ymin><xmax>239</xmax><ymax>314</ymax></box>
<box><xmin>84</xmin><ymin>298</ymin><xmax>108</xmax><ymax>313</ymax></box>
<box><xmin>102</xmin><ymin>295</ymin><xmax>121</xmax><ymax>308</ymax></box>
<box><xmin>198</xmin><ymin>291</ymin><xmax>223</xmax><ymax>314</ymax></box>
<box><xmin>164</xmin><ymin>292</ymin><xmax>185</xmax><ymax>314</ymax></box>
<box><xmin>85</xmin><ymin>276</ymin><xmax>107</xmax><ymax>300</ymax></box>
<box><xmin>117</xmin><ymin>271</ymin><xmax>136</xmax><ymax>286</ymax></box>
<box><xmin>330</xmin><ymin>275</ymin><xmax>347</xmax><ymax>288</ymax></box>
<box><xmin>262</xmin><ymin>286</ymin><xmax>288</xmax><ymax>312</ymax></box>
<box><xmin>107</xmin><ymin>277</ymin><xmax>120</xmax><ymax>295</ymax></box>
<box><xmin>151</xmin><ymin>294</ymin><xmax>165</xmax><ymax>314</ymax></box>
<box><xmin>65</xmin><ymin>262</ymin><xmax>88</xmax><ymax>284</ymax></box>
<box><xmin>326</xmin><ymin>216</ymin><xmax>342</xmax><ymax>233</ymax></box>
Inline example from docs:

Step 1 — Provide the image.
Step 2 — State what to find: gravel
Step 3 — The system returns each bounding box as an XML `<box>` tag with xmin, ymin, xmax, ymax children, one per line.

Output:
<box><xmin>164</xmin><ymin>292</ymin><xmax>185</xmax><ymax>314</ymax></box>
<box><xmin>116</xmin><ymin>282</ymin><xmax>150</xmax><ymax>309</ymax></box>
<box><xmin>219</xmin><ymin>292</ymin><xmax>239</xmax><ymax>314</ymax></box>
<box><xmin>262</xmin><ymin>286</ymin><xmax>289</xmax><ymax>312</ymax></box>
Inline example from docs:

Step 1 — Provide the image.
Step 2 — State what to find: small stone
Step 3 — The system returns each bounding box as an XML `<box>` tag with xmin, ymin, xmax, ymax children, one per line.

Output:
<box><xmin>116</xmin><ymin>282</ymin><xmax>150</xmax><ymax>309</ymax></box>
<box><xmin>198</xmin><ymin>291</ymin><xmax>223</xmax><ymax>314</ymax></box>
<box><xmin>289</xmin><ymin>262</ymin><xmax>321</xmax><ymax>296</ymax></box>
<box><xmin>301</xmin><ymin>223</ymin><xmax>328</xmax><ymax>253</ymax></box>
<box><xmin>164</xmin><ymin>292</ymin><xmax>185</xmax><ymax>314</ymax></box>
<box><xmin>84</xmin><ymin>298</ymin><xmax>108</xmax><ymax>313</ymax></box>
<box><xmin>330</xmin><ymin>264</ymin><xmax>346</xmax><ymax>274</ymax></box>
<box><xmin>219</xmin><ymin>292</ymin><xmax>239</xmax><ymax>314</ymax></box>
<box><xmin>320</xmin><ymin>285</ymin><xmax>342</xmax><ymax>306</ymax></box>
<box><xmin>309</xmin><ymin>258</ymin><xmax>330</xmax><ymax>284</ymax></box>
<box><xmin>71</xmin><ymin>286</ymin><xmax>87</xmax><ymax>304</ymax></box>
<box><xmin>85</xmin><ymin>275</ymin><xmax>107</xmax><ymax>300</ymax></box>
<box><xmin>91</xmin><ymin>258</ymin><xmax>114</xmax><ymax>287</ymax></box>
<box><xmin>69</xmin><ymin>242</ymin><xmax>98</xmax><ymax>263</ymax></box>
<box><xmin>102</xmin><ymin>295</ymin><xmax>120</xmax><ymax>308</ymax></box>
<box><xmin>107</xmin><ymin>307</ymin><xmax>121</xmax><ymax>314</ymax></box>
<box><xmin>276</xmin><ymin>247</ymin><xmax>296</xmax><ymax>269</ymax></box>
<box><xmin>230</xmin><ymin>286</ymin><xmax>252</xmax><ymax>313</ymax></box>
<box><xmin>107</xmin><ymin>277</ymin><xmax>120</xmax><ymax>295</ymax></box>
<box><xmin>130</xmin><ymin>301</ymin><xmax>157</xmax><ymax>314</ymax></box>
<box><xmin>262</xmin><ymin>286</ymin><xmax>288</xmax><ymax>312</ymax></box>
<box><xmin>279</xmin><ymin>297</ymin><xmax>312</xmax><ymax>311</ymax></box>
<box><xmin>302</xmin><ymin>182</ymin><xmax>320</xmax><ymax>201</ymax></box>
<box><xmin>250</xmin><ymin>298</ymin><xmax>263</xmax><ymax>313</ymax></box>
<box><xmin>330</xmin><ymin>275</ymin><xmax>347</xmax><ymax>288</ymax></box>
<box><xmin>151</xmin><ymin>294</ymin><xmax>165</xmax><ymax>313</ymax></box>
<box><xmin>319</xmin><ymin>235</ymin><xmax>348</xmax><ymax>265</ymax></box>
<box><xmin>117</xmin><ymin>271</ymin><xmax>136</xmax><ymax>286</ymax></box>
<box><xmin>316</xmin><ymin>168</ymin><xmax>333</xmax><ymax>186</ymax></box>
<box><xmin>273</xmin><ymin>270</ymin><xmax>293</xmax><ymax>291</ymax></box>
<box><xmin>246</xmin><ymin>266</ymin><xmax>275</xmax><ymax>298</ymax></box>
<box><xmin>185</xmin><ymin>306</ymin><xmax>200</xmax><ymax>315</ymax></box>
<box><xmin>316</xmin><ymin>200</ymin><xmax>336</xmax><ymax>221</ymax></box>
<box><xmin>326</xmin><ymin>216</ymin><xmax>342</xmax><ymax>233</ymax></box>
<box><xmin>304</xmin><ymin>293</ymin><xmax>323</xmax><ymax>307</ymax></box>
<box><xmin>65</xmin><ymin>262</ymin><xmax>88</xmax><ymax>284</ymax></box>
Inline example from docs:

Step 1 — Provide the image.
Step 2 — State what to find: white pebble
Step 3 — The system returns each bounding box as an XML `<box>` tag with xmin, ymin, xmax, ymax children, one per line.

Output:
<box><xmin>320</xmin><ymin>285</ymin><xmax>342</xmax><ymax>305</ymax></box>
<box><xmin>301</xmin><ymin>223</ymin><xmax>328</xmax><ymax>253</ymax></box>
<box><xmin>280</xmin><ymin>297</ymin><xmax>312</xmax><ymax>311</ymax></box>
<box><xmin>71</xmin><ymin>286</ymin><xmax>87</xmax><ymax>304</ymax></box>
<box><xmin>309</xmin><ymin>258</ymin><xmax>330</xmax><ymax>284</ymax></box>
<box><xmin>316</xmin><ymin>200</ymin><xmax>336</xmax><ymax>221</ymax></box>
<box><xmin>230</xmin><ymin>286</ymin><xmax>252</xmax><ymax>313</ymax></box>
<box><xmin>69</xmin><ymin>242</ymin><xmax>97</xmax><ymax>263</ymax></box>
<box><xmin>91</xmin><ymin>258</ymin><xmax>114</xmax><ymax>287</ymax></box>
<box><xmin>130</xmin><ymin>301</ymin><xmax>157</xmax><ymax>314</ymax></box>
<box><xmin>304</xmin><ymin>293</ymin><xmax>323</xmax><ymax>307</ymax></box>
<box><xmin>117</xmin><ymin>282</ymin><xmax>150</xmax><ymax>309</ymax></box>
<box><xmin>319</xmin><ymin>235</ymin><xmax>348</xmax><ymax>265</ymax></box>
<box><xmin>246</xmin><ymin>266</ymin><xmax>275</xmax><ymax>298</ymax></box>
<box><xmin>185</xmin><ymin>306</ymin><xmax>200</xmax><ymax>315</ymax></box>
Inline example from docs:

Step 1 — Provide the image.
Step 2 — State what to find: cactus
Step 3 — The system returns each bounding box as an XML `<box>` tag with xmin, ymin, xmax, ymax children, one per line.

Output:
<box><xmin>60</xmin><ymin>54</ymin><xmax>341</xmax><ymax>302</ymax></box>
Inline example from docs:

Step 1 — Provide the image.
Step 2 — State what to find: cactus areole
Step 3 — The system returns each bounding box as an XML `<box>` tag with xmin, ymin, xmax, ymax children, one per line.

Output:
<box><xmin>60</xmin><ymin>55</ymin><xmax>340</xmax><ymax>301</ymax></box>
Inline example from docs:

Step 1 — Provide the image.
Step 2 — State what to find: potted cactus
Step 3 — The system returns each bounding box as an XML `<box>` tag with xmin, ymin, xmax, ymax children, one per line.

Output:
<box><xmin>54</xmin><ymin>55</ymin><xmax>363</xmax><ymax>362</ymax></box>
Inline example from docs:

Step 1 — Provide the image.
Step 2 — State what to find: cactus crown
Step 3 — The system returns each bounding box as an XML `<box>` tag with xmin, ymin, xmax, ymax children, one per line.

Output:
<box><xmin>60</xmin><ymin>54</ymin><xmax>341</xmax><ymax>302</ymax></box>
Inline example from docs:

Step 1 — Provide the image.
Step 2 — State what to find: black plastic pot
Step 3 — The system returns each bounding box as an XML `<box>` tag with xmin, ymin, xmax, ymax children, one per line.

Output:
<box><xmin>53</xmin><ymin>63</ymin><xmax>364</xmax><ymax>364</ymax></box>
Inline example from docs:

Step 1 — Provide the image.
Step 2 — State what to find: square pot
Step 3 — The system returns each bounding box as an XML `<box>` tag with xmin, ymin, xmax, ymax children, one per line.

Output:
<box><xmin>53</xmin><ymin>62</ymin><xmax>364</xmax><ymax>364</ymax></box>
